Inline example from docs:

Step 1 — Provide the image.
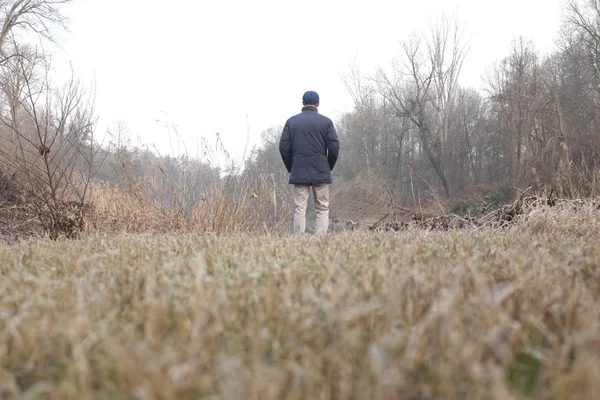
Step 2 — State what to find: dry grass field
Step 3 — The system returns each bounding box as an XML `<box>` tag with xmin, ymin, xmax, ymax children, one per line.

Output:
<box><xmin>1</xmin><ymin>200</ymin><xmax>599</xmax><ymax>399</ymax></box>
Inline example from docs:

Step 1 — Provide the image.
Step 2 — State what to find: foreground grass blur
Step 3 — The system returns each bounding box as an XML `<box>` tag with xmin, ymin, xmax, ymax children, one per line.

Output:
<box><xmin>1</xmin><ymin>204</ymin><xmax>599</xmax><ymax>399</ymax></box>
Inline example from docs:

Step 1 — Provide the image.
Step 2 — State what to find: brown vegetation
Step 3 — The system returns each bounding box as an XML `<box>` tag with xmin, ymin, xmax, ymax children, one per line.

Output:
<box><xmin>1</xmin><ymin>205</ymin><xmax>599</xmax><ymax>399</ymax></box>
<box><xmin>1</xmin><ymin>1</ymin><xmax>600</xmax><ymax>398</ymax></box>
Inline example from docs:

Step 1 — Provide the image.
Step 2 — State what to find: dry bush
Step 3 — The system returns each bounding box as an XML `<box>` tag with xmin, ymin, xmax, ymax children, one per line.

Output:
<box><xmin>88</xmin><ymin>125</ymin><xmax>294</xmax><ymax>235</ymax></box>
<box><xmin>191</xmin><ymin>177</ymin><xmax>293</xmax><ymax>234</ymax></box>
<box><xmin>1</xmin><ymin>221</ymin><xmax>600</xmax><ymax>399</ymax></box>
<box><xmin>87</xmin><ymin>175</ymin><xmax>294</xmax><ymax>235</ymax></box>
<box><xmin>0</xmin><ymin>46</ymin><xmax>103</xmax><ymax>240</ymax></box>
<box><xmin>515</xmin><ymin>198</ymin><xmax>600</xmax><ymax>237</ymax></box>
<box><xmin>87</xmin><ymin>181</ymin><xmax>191</xmax><ymax>234</ymax></box>
<box><xmin>565</xmin><ymin>167</ymin><xmax>600</xmax><ymax>198</ymax></box>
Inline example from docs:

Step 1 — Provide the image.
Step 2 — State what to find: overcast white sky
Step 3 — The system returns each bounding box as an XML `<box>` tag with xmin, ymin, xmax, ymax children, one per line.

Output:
<box><xmin>50</xmin><ymin>0</ymin><xmax>564</xmax><ymax>162</ymax></box>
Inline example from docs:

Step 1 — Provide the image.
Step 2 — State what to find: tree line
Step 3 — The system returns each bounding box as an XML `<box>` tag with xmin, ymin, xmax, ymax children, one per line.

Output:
<box><xmin>246</xmin><ymin>0</ymin><xmax>600</xmax><ymax>219</ymax></box>
<box><xmin>2</xmin><ymin>1</ymin><xmax>600</xmax><ymax>237</ymax></box>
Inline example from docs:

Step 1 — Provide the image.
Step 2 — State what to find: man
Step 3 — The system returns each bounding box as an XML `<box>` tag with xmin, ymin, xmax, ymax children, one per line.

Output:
<box><xmin>279</xmin><ymin>91</ymin><xmax>340</xmax><ymax>234</ymax></box>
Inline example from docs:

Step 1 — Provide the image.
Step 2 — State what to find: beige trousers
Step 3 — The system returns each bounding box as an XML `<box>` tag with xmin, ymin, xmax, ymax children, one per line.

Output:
<box><xmin>292</xmin><ymin>183</ymin><xmax>329</xmax><ymax>235</ymax></box>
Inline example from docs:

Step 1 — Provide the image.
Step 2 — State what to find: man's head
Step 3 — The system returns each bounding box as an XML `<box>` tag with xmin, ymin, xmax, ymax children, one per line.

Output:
<box><xmin>302</xmin><ymin>91</ymin><xmax>320</xmax><ymax>107</ymax></box>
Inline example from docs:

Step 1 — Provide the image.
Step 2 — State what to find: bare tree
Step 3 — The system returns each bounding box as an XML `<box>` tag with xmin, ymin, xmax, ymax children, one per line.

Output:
<box><xmin>0</xmin><ymin>0</ymin><xmax>71</xmax><ymax>153</ymax></box>
<box><xmin>448</xmin><ymin>87</ymin><xmax>488</xmax><ymax>189</ymax></box>
<box><xmin>0</xmin><ymin>0</ymin><xmax>108</xmax><ymax>239</ymax></box>
<box><xmin>561</xmin><ymin>0</ymin><xmax>600</xmax><ymax>174</ymax></box>
<box><xmin>0</xmin><ymin>0</ymin><xmax>70</xmax><ymax>55</ymax></box>
<box><xmin>564</xmin><ymin>0</ymin><xmax>600</xmax><ymax>90</ymax></box>
<box><xmin>341</xmin><ymin>60</ymin><xmax>384</xmax><ymax>171</ymax></box>
<box><xmin>485</xmin><ymin>38</ymin><xmax>541</xmax><ymax>184</ymax></box>
<box><xmin>377</xmin><ymin>15</ymin><xmax>469</xmax><ymax>197</ymax></box>
<box><xmin>0</xmin><ymin>46</ymin><xmax>104</xmax><ymax>238</ymax></box>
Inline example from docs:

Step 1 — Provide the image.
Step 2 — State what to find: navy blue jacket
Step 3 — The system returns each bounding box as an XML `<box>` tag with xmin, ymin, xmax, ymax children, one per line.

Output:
<box><xmin>279</xmin><ymin>106</ymin><xmax>340</xmax><ymax>184</ymax></box>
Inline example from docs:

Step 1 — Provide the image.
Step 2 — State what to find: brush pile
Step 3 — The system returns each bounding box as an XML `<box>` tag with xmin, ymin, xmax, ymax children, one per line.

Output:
<box><xmin>369</xmin><ymin>191</ymin><xmax>600</xmax><ymax>232</ymax></box>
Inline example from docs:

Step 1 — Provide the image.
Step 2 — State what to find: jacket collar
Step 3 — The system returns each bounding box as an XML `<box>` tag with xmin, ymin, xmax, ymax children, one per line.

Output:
<box><xmin>302</xmin><ymin>106</ymin><xmax>318</xmax><ymax>112</ymax></box>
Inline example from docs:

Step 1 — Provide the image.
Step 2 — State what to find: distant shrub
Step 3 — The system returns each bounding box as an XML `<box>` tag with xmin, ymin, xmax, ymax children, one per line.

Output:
<box><xmin>451</xmin><ymin>184</ymin><xmax>516</xmax><ymax>217</ymax></box>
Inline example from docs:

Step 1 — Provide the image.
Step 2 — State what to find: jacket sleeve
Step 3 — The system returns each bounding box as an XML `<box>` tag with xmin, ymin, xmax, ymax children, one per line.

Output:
<box><xmin>326</xmin><ymin>121</ymin><xmax>339</xmax><ymax>170</ymax></box>
<box><xmin>279</xmin><ymin>122</ymin><xmax>293</xmax><ymax>173</ymax></box>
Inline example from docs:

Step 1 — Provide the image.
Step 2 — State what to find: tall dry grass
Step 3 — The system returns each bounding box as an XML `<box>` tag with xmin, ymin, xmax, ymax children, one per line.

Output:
<box><xmin>86</xmin><ymin>174</ymin><xmax>294</xmax><ymax>235</ymax></box>
<box><xmin>1</xmin><ymin>204</ymin><xmax>599</xmax><ymax>399</ymax></box>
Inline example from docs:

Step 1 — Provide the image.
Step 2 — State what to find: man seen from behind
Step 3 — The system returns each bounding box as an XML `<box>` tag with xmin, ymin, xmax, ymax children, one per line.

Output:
<box><xmin>279</xmin><ymin>91</ymin><xmax>340</xmax><ymax>235</ymax></box>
